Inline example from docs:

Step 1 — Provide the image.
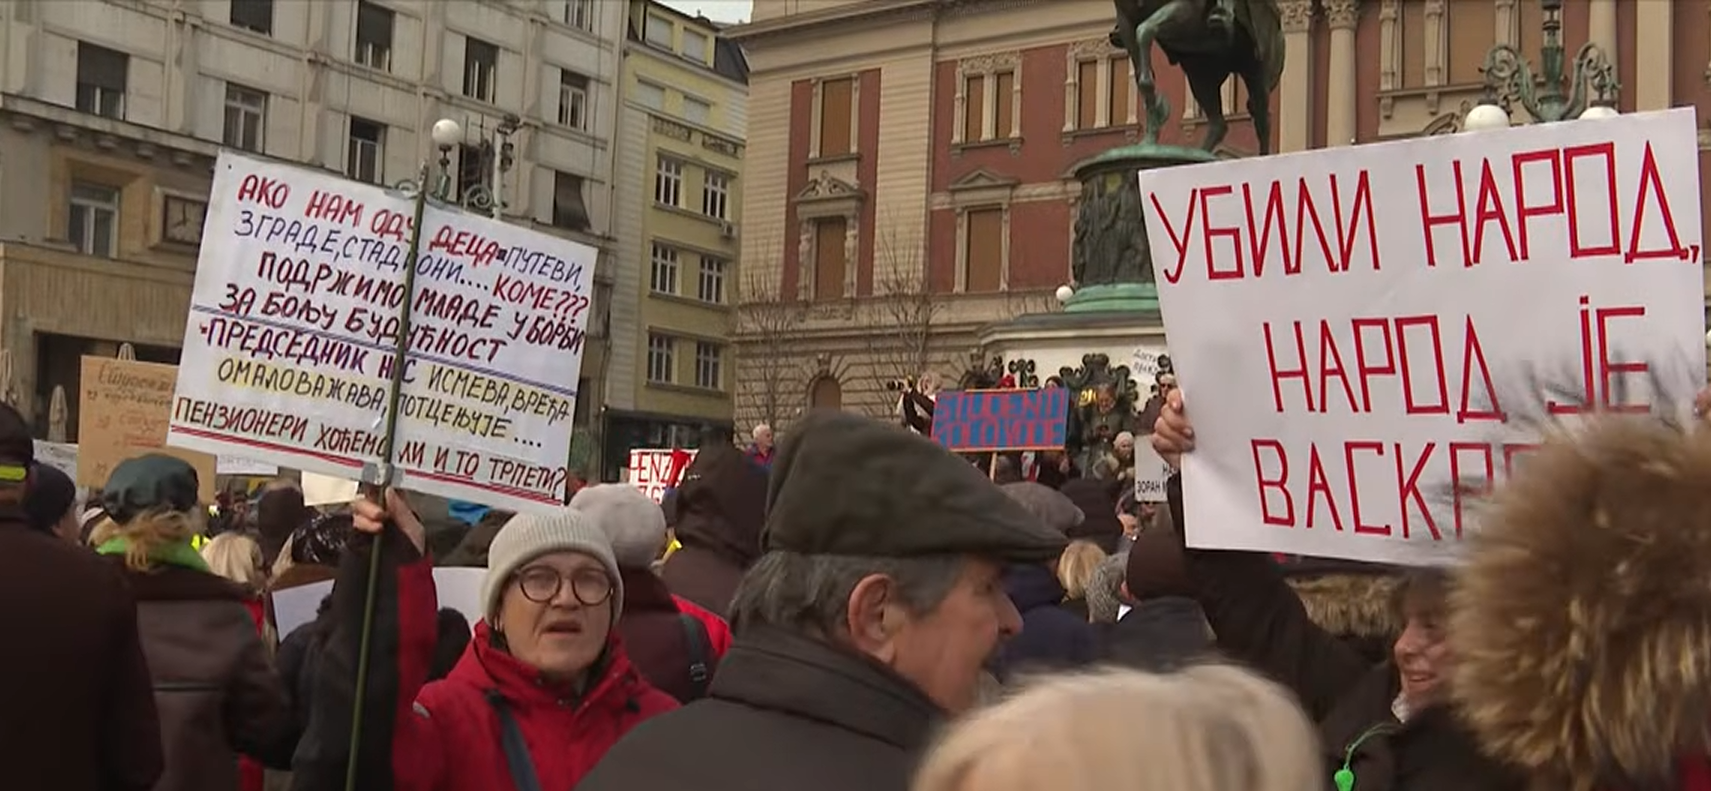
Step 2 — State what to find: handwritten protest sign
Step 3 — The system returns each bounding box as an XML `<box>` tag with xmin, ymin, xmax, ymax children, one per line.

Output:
<box><xmin>167</xmin><ymin>153</ymin><xmax>595</xmax><ymax>512</ymax></box>
<box><xmin>627</xmin><ymin>448</ymin><xmax>696</xmax><ymax>504</ymax></box>
<box><xmin>1145</xmin><ymin>108</ymin><xmax>1705</xmax><ymax>566</ymax></box>
<box><xmin>80</xmin><ymin>357</ymin><xmax>217</xmax><ymax>501</ymax></box>
<box><xmin>932</xmin><ymin>388</ymin><xmax>1071</xmax><ymax>452</ymax></box>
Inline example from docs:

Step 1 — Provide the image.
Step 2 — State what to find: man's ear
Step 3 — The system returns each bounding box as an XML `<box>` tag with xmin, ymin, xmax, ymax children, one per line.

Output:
<box><xmin>845</xmin><ymin>573</ymin><xmax>900</xmax><ymax>661</ymax></box>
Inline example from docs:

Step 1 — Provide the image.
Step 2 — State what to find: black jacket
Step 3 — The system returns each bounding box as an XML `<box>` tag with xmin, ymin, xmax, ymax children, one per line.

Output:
<box><xmin>1167</xmin><ymin>475</ymin><xmax>1522</xmax><ymax>791</ymax></box>
<box><xmin>1098</xmin><ymin>595</ymin><xmax>1214</xmax><ymax>671</ymax></box>
<box><xmin>578</xmin><ymin>626</ymin><xmax>943</xmax><ymax>791</ymax></box>
<box><xmin>989</xmin><ymin>564</ymin><xmax>1096</xmax><ymax>681</ymax></box>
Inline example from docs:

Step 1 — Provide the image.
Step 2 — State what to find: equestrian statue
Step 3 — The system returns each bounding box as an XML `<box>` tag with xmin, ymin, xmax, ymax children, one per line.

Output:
<box><xmin>1110</xmin><ymin>0</ymin><xmax>1286</xmax><ymax>155</ymax></box>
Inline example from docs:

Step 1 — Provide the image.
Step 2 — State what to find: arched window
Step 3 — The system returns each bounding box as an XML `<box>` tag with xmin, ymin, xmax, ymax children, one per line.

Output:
<box><xmin>809</xmin><ymin>376</ymin><xmax>842</xmax><ymax>410</ymax></box>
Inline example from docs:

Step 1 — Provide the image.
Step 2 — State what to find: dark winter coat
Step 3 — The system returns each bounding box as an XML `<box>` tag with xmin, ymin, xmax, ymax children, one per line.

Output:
<box><xmin>109</xmin><ymin>556</ymin><xmax>297</xmax><ymax>791</ymax></box>
<box><xmin>660</xmin><ymin>444</ymin><xmax>767</xmax><ymax>617</ymax></box>
<box><xmin>290</xmin><ymin>526</ymin><xmax>676</xmax><ymax>791</ymax></box>
<box><xmin>1059</xmin><ymin>478</ymin><xmax>1125</xmax><ymax>554</ymax></box>
<box><xmin>616</xmin><ymin>567</ymin><xmax>733</xmax><ymax>703</ymax></box>
<box><xmin>0</xmin><ymin>513</ymin><xmax>163</xmax><ymax>791</ymax></box>
<box><xmin>1098</xmin><ymin>596</ymin><xmax>1214</xmax><ymax>672</ymax></box>
<box><xmin>1167</xmin><ymin>475</ymin><xmax>1521</xmax><ymax>791</ymax></box>
<box><xmin>579</xmin><ymin>625</ymin><xmax>945</xmax><ymax>791</ymax></box>
<box><xmin>989</xmin><ymin>563</ymin><xmax>1096</xmax><ymax>680</ymax></box>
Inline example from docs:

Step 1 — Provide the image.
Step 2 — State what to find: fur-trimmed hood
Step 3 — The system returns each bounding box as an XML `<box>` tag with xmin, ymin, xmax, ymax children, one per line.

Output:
<box><xmin>1284</xmin><ymin>569</ymin><xmax>1401</xmax><ymax>639</ymax></box>
<box><xmin>1448</xmin><ymin>417</ymin><xmax>1711</xmax><ymax>791</ymax></box>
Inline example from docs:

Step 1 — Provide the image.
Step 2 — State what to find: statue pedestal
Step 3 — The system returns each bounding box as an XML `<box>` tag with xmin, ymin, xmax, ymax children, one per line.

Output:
<box><xmin>976</xmin><ymin>143</ymin><xmax>1216</xmax><ymax>386</ymax></box>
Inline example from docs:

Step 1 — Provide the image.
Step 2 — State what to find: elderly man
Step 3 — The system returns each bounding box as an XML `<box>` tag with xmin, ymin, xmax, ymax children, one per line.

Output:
<box><xmin>579</xmin><ymin>410</ymin><xmax>1066</xmax><ymax>791</ymax></box>
<box><xmin>744</xmin><ymin>423</ymin><xmax>774</xmax><ymax>469</ymax></box>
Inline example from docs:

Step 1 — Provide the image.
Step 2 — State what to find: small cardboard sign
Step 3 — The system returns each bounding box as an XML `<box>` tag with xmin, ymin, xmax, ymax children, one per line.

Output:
<box><xmin>79</xmin><ymin>356</ymin><xmax>215</xmax><ymax>501</ymax></box>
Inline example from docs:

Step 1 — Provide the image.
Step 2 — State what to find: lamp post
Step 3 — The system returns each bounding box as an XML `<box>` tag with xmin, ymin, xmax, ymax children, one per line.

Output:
<box><xmin>343</xmin><ymin>112</ymin><xmax>514</xmax><ymax>791</ymax></box>
<box><xmin>1464</xmin><ymin>0</ymin><xmax>1620</xmax><ymax>131</ymax></box>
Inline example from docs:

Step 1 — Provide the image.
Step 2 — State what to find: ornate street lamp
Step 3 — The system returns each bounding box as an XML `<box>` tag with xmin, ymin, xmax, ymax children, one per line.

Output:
<box><xmin>399</xmin><ymin>115</ymin><xmax>520</xmax><ymax>218</ymax></box>
<box><xmin>1464</xmin><ymin>0</ymin><xmax>1620</xmax><ymax>131</ymax></box>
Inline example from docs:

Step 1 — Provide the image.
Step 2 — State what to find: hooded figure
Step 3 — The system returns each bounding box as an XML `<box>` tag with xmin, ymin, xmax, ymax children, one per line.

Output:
<box><xmin>254</xmin><ymin>484</ymin><xmax>312</xmax><ymax>570</ymax></box>
<box><xmin>1282</xmin><ymin>558</ymin><xmax>1403</xmax><ymax>666</ymax></box>
<box><xmin>1450</xmin><ymin>417</ymin><xmax>1711</xmax><ymax>791</ymax></box>
<box><xmin>989</xmin><ymin>482</ymin><xmax>1098</xmax><ymax>680</ymax></box>
<box><xmin>660</xmin><ymin>442</ymin><xmax>767</xmax><ymax>616</ymax></box>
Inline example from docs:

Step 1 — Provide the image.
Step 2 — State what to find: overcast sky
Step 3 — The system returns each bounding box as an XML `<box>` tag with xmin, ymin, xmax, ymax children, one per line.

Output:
<box><xmin>659</xmin><ymin>0</ymin><xmax>753</xmax><ymax>24</ymax></box>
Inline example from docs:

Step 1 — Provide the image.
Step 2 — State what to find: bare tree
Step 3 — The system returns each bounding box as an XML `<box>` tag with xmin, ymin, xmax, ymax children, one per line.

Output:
<box><xmin>862</xmin><ymin>225</ymin><xmax>950</xmax><ymax>418</ymax></box>
<box><xmin>734</xmin><ymin>269</ymin><xmax>807</xmax><ymax>432</ymax></box>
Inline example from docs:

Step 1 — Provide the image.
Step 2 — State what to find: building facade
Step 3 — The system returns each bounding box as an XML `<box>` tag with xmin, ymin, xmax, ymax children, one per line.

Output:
<box><xmin>0</xmin><ymin>0</ymin><xmax>625</xmax><ymax>443</ymax></box>
<box><xmin>730</xmin><ymin>0</ymin><xmax>1711</xmax><ymax>434</ymax></box>
<box><xmin>603</xmin><ymin>0</ymin><xmax>748</xmax><ymax>479</ymax></box>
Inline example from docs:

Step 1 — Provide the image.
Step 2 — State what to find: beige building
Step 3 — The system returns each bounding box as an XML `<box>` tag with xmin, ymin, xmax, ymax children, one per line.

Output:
<box><xmin>0</xmin><ymin>0</ymin><xmax>626</xmax><ymax>441</ymax></box>
<box><xmin>729</xmin><ymin>0</ymin><xmax>1708</xmax><ymax>434</ymax></box>
<box><xmin>602</xmin><ymin>0</ymin><xmax>749</xmax><ymax>479</ymax></box>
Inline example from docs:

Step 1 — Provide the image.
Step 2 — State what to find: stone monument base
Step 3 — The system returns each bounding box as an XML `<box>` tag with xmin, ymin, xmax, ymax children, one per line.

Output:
<box><xmin>1061</xmin><ymin>143</ymin><xmax>1219</xmax><ymax>315</ymax></box>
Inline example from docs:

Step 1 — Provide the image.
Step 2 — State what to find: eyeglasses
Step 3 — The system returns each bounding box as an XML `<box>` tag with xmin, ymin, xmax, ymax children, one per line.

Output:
<box><xmin>515</xmin><ymin>566</ymin><xmax>613</xmax><ymax>607</ymax></box>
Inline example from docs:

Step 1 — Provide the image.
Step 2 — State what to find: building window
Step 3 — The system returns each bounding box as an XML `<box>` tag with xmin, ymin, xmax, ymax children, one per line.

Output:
<box><xmin>644</xmin><ymin>15</ymin><xmax>674</xmax><ymax>48</ymax></box>
<box><xmin>1076</xmin><ymin>60</ymin><xmax>1100</xmax><ymax>129</ymax></box>
<box><xmin>697</xmin><ymin>256</ymin><xmax>726</xmax><ymax>303</ymax></box>
<box><xmin>817</xmin><ymin>77</ymin><xmax>854</xmax><ymax>157</ymax></box>
<box><xmin>1108</xmin><ymin>56</ymin><xmax>1131</xmax><ymax>126</ymax></box>
<box><xmin>812</xmin><ymin>217</ymin><xmax>847</xmax><ymax>301</ymax></box>
<box><xmin>564</xmin><ymin>0</ymin><xmax>593</xmax><ymax>30</ymax></box>
<box><xmin>810</xmin><ymin>376</ymin><xmax>841</xmax><ymax>409</ymax></box>
<box><xmin>635</xmin><ymin>81</ymin><xmax>666</xmax><ymax>111</ymax></box>
<box><xmin>553</xmin><ymin>171</ymin><xmax>591</xmax><ymax>233</ymax></box>
<box><xmin>223</xmin><ymin>84</ymin><xmax>268</xmax><ymax>153</ymax></box>
<box><xmin>681</xmin><ymin>28</ymin><xmax>710</xmax><ymax>63</ymax></box>
<box><xmin>75</xmin><ymin>43</ymin><xmax>128</xmax><ymax>119</ymax></box>
<box><xmin>953</xmin><ymin>66</ymin><xmax>1025</xmax><ymax>145</ymax></box>
<box><xmin>463</xmin><ymin>37</ymin><xmax>499</xmax><ymax>102</ymax></box>
<box><xmin>683</xmin><ymin>96</ymin><xmax>711</xmax><ymax>126</ymax></box>
<box><xmin>355</xmin><ymin>1</ymin><xmax>394</xmax><ymax>71</ymax></box>
<box><xmin>559</xmin><ymin>69</ymin><xmax>589</xmax><ymax>130</ymax></box>
<box><xmin>701</xmin><ymin>171</ymin><xmax>729</xmax><ymax>220</ymax></box>
<box><xmin>455</xmin><ymin>144</ymin><xmax>486</xmax><ymax>201</ymax></box>
<box><xmin>963</xmin><ymin>207</ymin><xmax>1005</xmax><ymax>293</ymax></box>
<box><xmin>654</xmin><ymin>156</ymin><xmax>683</xmax><ymax>207</ymax></box>
<box><xmin>230</xmin><ymin>0</ymin><xmax>273</xmax><ymax>34</ymax></box>
<box><xmin>646</xmin><ymin>334</ymin><xmax>675</xmax><ymax>384</ymax></box>
<box><xmin>694</xmin><ymin>342</ymin><xmax>722</xmax><ymax>390</ymax></box>
<box><xmin>650</xmin><ymin>243</ymin><xmax>679</xmax><ymax>295</ymax></box>
<box><xmin>346</xmin><ymin>117</ymin><xmax>385</xmax><ymax>184</ymax></box>
<box><xmin>69</xmin><ymin>182</ymin><xmax>120</xmax><ymax>258</ymax></box>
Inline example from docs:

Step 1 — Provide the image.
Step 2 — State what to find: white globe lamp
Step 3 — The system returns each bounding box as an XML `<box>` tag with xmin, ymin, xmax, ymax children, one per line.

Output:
<box><xmin>1463</xmin><ymin>102</ymin><xmax>1511</xmax><ymax>132</ymax></box>
<box><xmin>1055</xmin><ymin>284</ymin><xmax>1075</xmax><ymax>304</ymax></box>
<box><xmin>1579</xmin><ymin>103</ymin><xmax>1619</xmax><ymax>121</ymax></box>
<box><xmin>430</xmin><ymin>118</ymin><xmax>463</xmax><ymax>150</ymax></box>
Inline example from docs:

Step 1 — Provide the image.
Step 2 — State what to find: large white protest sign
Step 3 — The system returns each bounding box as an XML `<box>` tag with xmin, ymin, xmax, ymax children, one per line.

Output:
<box><xmin>1144</xmin><ymin>109</ymin><xmax>1706</xmax><ymax>566</ymax></box>
<box><xmin>168</xmin><ymin>152</ymin><xmax>594</xmax><ymax>513</ymax></box>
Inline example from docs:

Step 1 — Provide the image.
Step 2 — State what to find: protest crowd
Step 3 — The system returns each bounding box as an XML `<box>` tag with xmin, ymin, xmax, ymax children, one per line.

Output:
<box><xmin>4</xmin><ymin>40</ymin><xmax>1711</xmax><ymax>791</ymax></box>
<box><xmin>3</xmin><ymin>362</ymin><xmax>1711</xmax><ymax>791</ymax></box>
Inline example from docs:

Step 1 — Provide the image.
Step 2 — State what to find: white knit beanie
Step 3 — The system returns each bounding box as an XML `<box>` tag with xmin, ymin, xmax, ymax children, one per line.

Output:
<box><xmin>568</xmin><ymin>483</ymin><xmax>668</xmax><ymax>569</ymax></box>
<box><xmin>480</xmin><ymin>508</ymin><xmax>624</xmax><ymax>624</ymax></box>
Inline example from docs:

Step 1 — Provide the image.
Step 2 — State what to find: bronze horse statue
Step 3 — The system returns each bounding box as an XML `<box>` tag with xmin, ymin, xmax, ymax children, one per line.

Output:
<box><xmin>1110</xmin><ymin>0</ymin><xmax>1285</xmax><ymax>155</ymax></box>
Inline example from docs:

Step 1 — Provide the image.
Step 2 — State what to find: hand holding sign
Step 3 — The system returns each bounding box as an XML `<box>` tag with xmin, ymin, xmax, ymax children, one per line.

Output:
<box><xmin>1151</xmin><ymin>389</ymin><xmax>1193</xmax><ymax>470</ymax></box>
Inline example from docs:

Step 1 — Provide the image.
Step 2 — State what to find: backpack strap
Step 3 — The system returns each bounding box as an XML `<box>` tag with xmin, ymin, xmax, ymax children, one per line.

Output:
<box><xmin>678</xmin><ymin>612</ymin><xmax>712</xmax><ymax>699</ymax></box>
<box><xmin>484</xmin><ymin>690</ymin><xmax>544</xmax><ymax>791</ymax></box>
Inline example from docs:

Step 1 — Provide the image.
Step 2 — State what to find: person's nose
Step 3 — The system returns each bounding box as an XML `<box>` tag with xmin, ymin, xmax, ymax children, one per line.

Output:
<box><xmin>996</xmin><ymin>594</ymin><xmax>1023</xmax><ymax>638</ymax></box>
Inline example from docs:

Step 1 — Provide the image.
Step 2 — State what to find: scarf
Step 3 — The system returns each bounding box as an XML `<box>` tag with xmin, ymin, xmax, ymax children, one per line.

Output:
<box><xmin>95</xmin><ymin>536</ymin><xmax>211</xmax><ymax>572</ymax></box>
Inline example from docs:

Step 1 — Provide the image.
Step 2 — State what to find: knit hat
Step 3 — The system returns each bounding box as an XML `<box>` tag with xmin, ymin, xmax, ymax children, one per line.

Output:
<box><xmin>24</xmin><ymin>462</ymin><xmax>77</xmax><ymax>533</ymax></box>
<box><xmin>569</xmin><ymin>483</ymin><xmax>668</xmax><ymax>568</ymax></box>
<box><xmin>0</xmin><ymin>403</ymin><xmax>32</xmax><ymax>483</ymax></box>
<box><xmin>480</xmin><ymin>508</ymin><xmax>624</xmax><ymax>624</ymax></box>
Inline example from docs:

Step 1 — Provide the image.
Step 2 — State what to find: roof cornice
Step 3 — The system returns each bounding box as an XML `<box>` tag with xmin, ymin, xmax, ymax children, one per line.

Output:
<box><xmin>727</xmin><ymin>0</ymin><xmax>939</xmax><ymax>44</ymax></box>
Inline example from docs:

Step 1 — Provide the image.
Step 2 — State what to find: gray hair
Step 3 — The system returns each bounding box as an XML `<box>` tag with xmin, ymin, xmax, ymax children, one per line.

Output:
<box><xmin>1086</xmin><ymin>551</ymin><xmax>1129</xmax><ymax>624</ymax></box>
<box><xmin>729</xmin><ymin>550</ymin><xmax>968</xmax><ymax>636</ymax></box>
<box><xmin>752</xmin><ymin>423</ymin><xmax>771</xmax><ymax>440</ymax></box>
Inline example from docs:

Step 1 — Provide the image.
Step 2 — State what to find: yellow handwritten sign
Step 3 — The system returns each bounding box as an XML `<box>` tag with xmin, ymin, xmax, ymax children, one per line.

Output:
<box><xmin>78</xmin><ymin>356</ymin><xmax>216</xmax><ymax>502</ymax></box>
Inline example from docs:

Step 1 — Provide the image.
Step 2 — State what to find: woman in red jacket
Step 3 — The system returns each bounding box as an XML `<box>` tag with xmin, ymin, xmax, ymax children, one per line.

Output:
<box><xmin>292</xmin><ymin>491</ymin><xmax>677</xmax><ymax>791</ymax></box>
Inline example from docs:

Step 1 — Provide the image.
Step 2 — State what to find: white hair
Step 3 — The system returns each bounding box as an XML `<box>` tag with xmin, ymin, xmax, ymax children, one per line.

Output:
<box><xmin>752</xmin><ymin>424</ymin><xmax>772</xmax><ymax>440</ymax></box>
